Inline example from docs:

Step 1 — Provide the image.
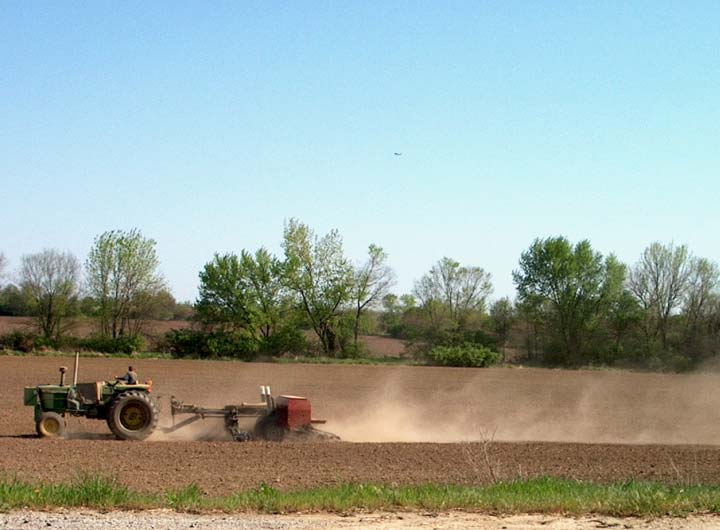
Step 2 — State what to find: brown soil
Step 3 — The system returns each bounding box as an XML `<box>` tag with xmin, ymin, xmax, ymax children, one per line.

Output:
<box><xmin>2</xmin><ymin>356</ymin><xmax>720</xmax><ymax>493</ymax></box>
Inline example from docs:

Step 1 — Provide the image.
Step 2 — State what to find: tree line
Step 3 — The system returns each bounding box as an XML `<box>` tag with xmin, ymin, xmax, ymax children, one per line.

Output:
<box><xmin>1</xmin><ymin>224</ymin><xmax>718</xmax><ymax>370</ymax></box>
<box><xmin>0</xmin><ymin>230</ymin><xmax>192</xmax><ymax>347</ymax></box>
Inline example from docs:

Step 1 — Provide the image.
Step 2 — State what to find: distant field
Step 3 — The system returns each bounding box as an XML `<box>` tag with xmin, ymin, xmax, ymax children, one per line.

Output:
<box><xmin>0</xmin><ymin>316</ymin><xmax>192</xmax><ymax>337</ymax></box>
<box><xmin>0</xmin><ymin>316</ymin><xmax>407</xmax><ymax>357</ymax></box>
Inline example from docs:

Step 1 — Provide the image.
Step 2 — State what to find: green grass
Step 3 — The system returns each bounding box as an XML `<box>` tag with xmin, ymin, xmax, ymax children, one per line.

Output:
<box><xmin>0</xmin><ymin>474</ymin><xmax>154</xmax><ymax>511</ymax></box>
<box><xmin>3</xmin><ymin>475</ymin><xmax>720</xmax><ymax>516</ymax></box>
<box><xmin>273</xmin><ymin>355</ymin><xmax>415</xmax><ymax>366</ymax></box>
<box><xmin>0</xmin><ymin>349</ymin><xmax>173</xmax><ymax>360</ymax></box>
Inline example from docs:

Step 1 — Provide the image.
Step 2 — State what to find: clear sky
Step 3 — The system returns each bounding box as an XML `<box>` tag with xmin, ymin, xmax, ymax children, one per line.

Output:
<box><xmin>1</xmin><ymin>1</ymin><xmax>718</xmax><ymax>302</ymax></box>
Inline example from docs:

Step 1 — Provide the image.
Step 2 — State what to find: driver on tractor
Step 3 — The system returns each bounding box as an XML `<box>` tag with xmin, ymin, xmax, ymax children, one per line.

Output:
<box><xmin>116</xmin><ymin>366</ymin><xmax>138</xmax><ymax>385</ymax></box>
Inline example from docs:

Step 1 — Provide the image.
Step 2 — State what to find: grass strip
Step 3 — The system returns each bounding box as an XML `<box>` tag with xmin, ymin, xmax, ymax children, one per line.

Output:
<box><xmin>0</xmin><ymin>474</ymin><xmax>155</xmax><ymax>511</ymax></box>
<box><xmin>1</xmin><ymin>349</ymin><xmax>173</xmax><ymax>360</ymax></box>
<box><xmin>2</xmin><ymin>475</ymin><xmax>720</xmax><ymax>516</ymax></box>
<box><xmin>273</xmin><ymin>355</ymin><xmax>414</xmax><ymax>365</ymax></box>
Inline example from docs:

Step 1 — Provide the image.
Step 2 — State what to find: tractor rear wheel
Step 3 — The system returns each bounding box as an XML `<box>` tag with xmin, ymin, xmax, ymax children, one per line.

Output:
<box><xmin>36</xmin><ymin>412</ymin><xmax>66</xmax><ymax>438</ymax></box>
<box><xmin>107</xmin><ymin>390</ymin><xmax>159</xmax><ymax>441</ymax></box>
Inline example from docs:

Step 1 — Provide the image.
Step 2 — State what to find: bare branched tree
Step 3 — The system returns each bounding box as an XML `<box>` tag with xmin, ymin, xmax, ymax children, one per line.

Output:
<box><xmin>86</xmin><ymin>229</ymin><xmax>165</xmax><ymax>338</ymax></box>
<box><xmin>683</xmin><ymin>257</ymin><xmax>720</xmax><ymax>336</ymax></box>
<box><xmin>629</xmin><ymin>242</ymin><xmax>692</xmax><ymax>349</ymax></box>
<box><xmin>414</xmin><ymin>257</ymin><xmax>493</xmax><ymax>335</ymax></box>
<box><xmin>352</xmin><ymin>244</ymin><xmax>396</xmax><ymax>345</ymax></box>
<box><xmin>0</xmin><ymin>252</ymin><xmax>7</xmax><ymax>288</ymax></box>
<box><xmin>461</xmin><ymin>426</ymin><xmax>500</xmax><ymax>483</ymax></box>
<box><xmin>489</xmin><ymin>297</ymin><xmax>515</xmax><ymax>357</ymax></box>
<box><xmin>20</xmin><ymin>249</ymin><xmax>81</xmax><ymax>339</ymax></box>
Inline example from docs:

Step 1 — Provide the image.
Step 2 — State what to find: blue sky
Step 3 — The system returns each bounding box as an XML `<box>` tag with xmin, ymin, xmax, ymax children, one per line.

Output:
<box><xmin>1</xmin><ymin>1</ymin><xmax>718</xmax><ymax>302</ymax></box>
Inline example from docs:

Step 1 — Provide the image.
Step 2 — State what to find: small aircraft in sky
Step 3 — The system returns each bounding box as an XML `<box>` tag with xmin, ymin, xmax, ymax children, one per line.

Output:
<box><xmin>394</xmin><ymin>152</ymin><xmax>402</xmax><ymax>156</ymax></box>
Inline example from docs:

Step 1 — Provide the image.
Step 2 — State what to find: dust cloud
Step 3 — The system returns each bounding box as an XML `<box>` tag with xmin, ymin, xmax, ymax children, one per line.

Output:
<box><xmin>326</xmin><ymin>368</ymin><xmax>720</xmax><ymax>445</ymax></box>
<box><xmin>328</xmin><ymin>377</ymin><xmax>486</xmax><ymax>443</ymax></box>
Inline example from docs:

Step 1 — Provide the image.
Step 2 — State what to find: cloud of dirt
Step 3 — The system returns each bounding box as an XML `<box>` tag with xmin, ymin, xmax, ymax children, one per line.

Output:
<box><xmin>326</xmin><ymin>368</ymin><xmax>720</xmax><ymax>445</ymax></box>
<box><xmin>327</xmin><ymin>373</ymin><xmax>492</xmax><ymax>443</ymax></box>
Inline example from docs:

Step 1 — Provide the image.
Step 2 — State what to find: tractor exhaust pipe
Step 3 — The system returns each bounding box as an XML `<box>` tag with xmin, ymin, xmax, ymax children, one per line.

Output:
<box><xmin>58</xmin><ymin>366</ymin><xmax>67</xmax><ymax>386</ymax></box>
<box><xmin>260</xmin><ymin>386</ymin><xmax>273</xmax><ymax>410</ymax></box>
<box><xmin>72</xmin><ymin>352</ymin><xmax>79</xmax><ymax>386</ymax></box>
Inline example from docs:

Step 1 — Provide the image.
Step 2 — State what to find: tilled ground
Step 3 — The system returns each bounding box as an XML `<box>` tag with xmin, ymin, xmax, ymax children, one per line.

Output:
<box><xmin>2</xmin><ymin>438</ymin><xmax>720</xmax><ymax>494</ymax></box>
<box><xmin>2</xmin><ymin>356</ymin><xmax>720</xmax><ymax>493</ymax></box>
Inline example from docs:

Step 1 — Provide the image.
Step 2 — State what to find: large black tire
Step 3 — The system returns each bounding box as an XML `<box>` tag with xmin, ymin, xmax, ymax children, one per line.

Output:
<box><xmin>107</xmin><ymin>390</ymin><xmax>159</xmax><ymax>441</ymax></box>
<box><xmin>36</xmin><ymin>411</ymin><xmax>66</xmax><ymax>438</ymax></box>
<box><xmin>254</xmin><ymin>411</ymin><xmax>287</xmax><ymax>442</ymax></box>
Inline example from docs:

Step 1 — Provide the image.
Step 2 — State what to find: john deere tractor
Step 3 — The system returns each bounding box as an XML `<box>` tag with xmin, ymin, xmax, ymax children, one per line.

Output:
<box><xmin>23</xmin><ymin>354</ymin><xmax>159</xmax><ymax>440</ymax></box>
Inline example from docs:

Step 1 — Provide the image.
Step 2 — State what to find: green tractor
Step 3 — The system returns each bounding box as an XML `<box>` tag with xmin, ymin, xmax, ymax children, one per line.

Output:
<box><xmin>23</xmin><ymin>355</ymin><xmax>159</xmax><ymax>440</ymax></box>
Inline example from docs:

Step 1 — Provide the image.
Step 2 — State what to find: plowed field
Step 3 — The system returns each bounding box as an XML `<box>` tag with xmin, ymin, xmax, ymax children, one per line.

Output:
<box><xmin>2</xmin><ymin>356</ymin><xmax>720</xmax><ymax>493</ymax></box>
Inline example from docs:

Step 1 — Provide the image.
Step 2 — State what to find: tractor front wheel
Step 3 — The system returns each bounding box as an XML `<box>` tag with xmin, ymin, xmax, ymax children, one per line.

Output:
<box><xmin>107</xmin><ymin>391</ymin><xmax>159</xmax><ymax>441</ymax></box>
<box><xmin>36</xmin><ymin>412</ymin><xmax>66</xmax><ymax>438</ymax></box>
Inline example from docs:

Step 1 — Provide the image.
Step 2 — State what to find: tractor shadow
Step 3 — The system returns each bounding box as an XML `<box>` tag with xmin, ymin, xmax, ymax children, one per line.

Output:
<box><xmin>64</xmin><ymin>432</ymin><xmax>115</xmax><ymax>440</ymax></box>
<box><xmin>0</xmin><ymin>433</ymin><xmax>116</xmax><ymax>440</ymax></box>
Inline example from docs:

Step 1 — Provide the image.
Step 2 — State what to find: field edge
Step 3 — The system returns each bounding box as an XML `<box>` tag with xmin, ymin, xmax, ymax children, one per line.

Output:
<box><xmin>2</xmin><ymin>475</ymin><xmax>720</xmax><ymax>516</ymax></box>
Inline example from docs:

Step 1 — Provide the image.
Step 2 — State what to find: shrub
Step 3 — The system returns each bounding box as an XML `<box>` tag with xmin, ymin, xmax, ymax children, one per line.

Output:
<box><xmin>260</xmin><ymin>326</ymin><xmax>307</xmax><ymax>356</ymax></box>
<box><xmin>434</xmin><ymin>329</ymin><xmax>499</xmax><ymax>350</ymax></box>
<box><xmin>0</xmin><ymin>331</ymin><xmax>37</xmax><ymax>352</ymax></box>
<box><xmin>163</xmin><ymin>329</ymin><xmax>258</xmax><ymax>360</ymax></box>
<box><xmin>426</xmin><ymin>343</ymin><xmax>501</xmax><ymax>367</ymax></box>
<box><xmin>336</xmin><ymin>341</ymin><xmax>368</xmax><ymax>359</ymax></box>
<box><xmin>205</xmin><ymin>332</ymin><xmax>257</xmax><ymax>360</ymax></box>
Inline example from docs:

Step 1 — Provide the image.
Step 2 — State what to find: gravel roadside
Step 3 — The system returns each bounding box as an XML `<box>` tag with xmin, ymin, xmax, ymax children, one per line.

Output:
<box><xmin>1</xmin><ymin>511</ymin><xmax>719</xmax><ymax>530</ymax></box>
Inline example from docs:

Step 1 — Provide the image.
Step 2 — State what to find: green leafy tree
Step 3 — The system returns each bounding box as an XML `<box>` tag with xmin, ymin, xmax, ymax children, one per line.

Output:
<box><xmin>352</xmin><ymin>244</ymin><xmax>395</xmax><ymax>345</ymax></box>
<box><xmin>380</xmin><ymin>293</ymin><xmax>401</xmax><ymax>335</ymax></box>
<box><xmin>196</xmin><ymin>248</ymin><xmax>288</xmax><ymax>342</ymax></box>
<box><xmin>196</xmin><ymin>253</ymin><xmax>258</xmax><ymax>334</ymax></box>
<box><xmin>0</xmin><ymin>255</ymin><xmax>30</xmax><ymax>316</ymax></box>
<box><xmin>0</xmin><ymin>285</ymin><xmax>30</xmax><ymax>316</ymax></box>
<box><xmin>605</xmin><ymin>289</ymin><xmax>643</xmax><ymax>353</ymax></box>
<box><xmin>379</xmin><ymin>293</ymin><xmax>424</xmax><ymax>339</ymax></box>
<box><xmin>135</xmin><ymin>288</ymin><xmax>178</xmax><ymax>321</ymax></box>
<box><xmin>86</xmin><ymin>229</ymin><xmax>165</xmax><ymax>338</ymax></box>
<box><xmin>282</xmin><ymin>218</ymin><xmax>354</xmax><ymax>355</ymax></box>
<box><xmin>20</xmin><ymin>249</ymin><xmax>81</xmax><ymax>339</ymax></box>
<box><xmin>513</xmin><ymin>237</ymin><xmax>624</xmax><ymax>363</ymax></box>
<box><xmin>240</xmin><ymin>248</ymin><xmax>288</xmax><ymax>340</ymax></box>
<box><xmin>172</xmin><ymin>301</ymin><xmax>195</xmax><ymax>320</ymax></box>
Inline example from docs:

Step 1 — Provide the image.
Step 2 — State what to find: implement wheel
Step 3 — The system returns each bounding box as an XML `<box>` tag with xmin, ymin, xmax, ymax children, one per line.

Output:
<box><xmin>254</xmin><ymin>411</ymin><xmax>287</xmax><ymax>442</ymax></box>
<box><xmin>36</xmin><ymin>412</ymin><xmax>66</xmax><ymax>438</ymax></box>
<box><xmin>107</xmin><ymin>390</ymin><xmax>159</xmax><ymax>441</ymax></box>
